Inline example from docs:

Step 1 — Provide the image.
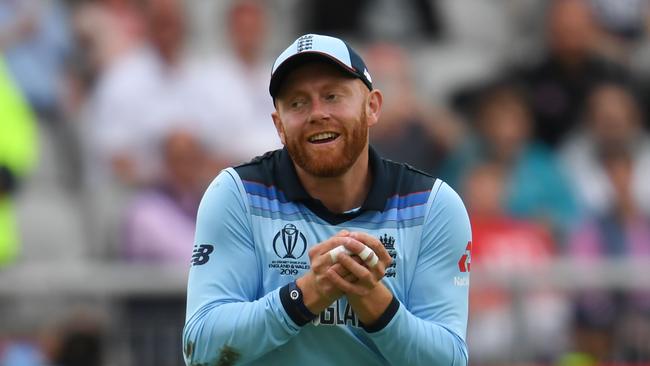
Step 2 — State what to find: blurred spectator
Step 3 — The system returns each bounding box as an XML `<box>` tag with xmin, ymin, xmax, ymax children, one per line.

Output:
<box><xmin>464</xmin><ymin>162</ymin><xmax>569</xmax><ymax>362</ymax></box>
<box><xmin>0</xmin><ymin>311</ymin><xmax>104</xmax><ymax>366</ymax></box>
<box><xmin>466</xmin><ymin>163</ymin><xmax>556</xmax><ymax>272</ymax></box>
<box><xmin>0</xmin><ymin>0</ymin><xmax>82</xmax><ymax>191</ymax></box>
<box><xmin>570</xmin><ymin>148</ymin><xmax>650</xmax><ymax>258</ymax></box>
<box><xmin>591</xmin><ymin>0</ymin><xmax>649</xmax><ymax>41</ymax></box>
<box><xmin>568</xmin><ymin>147</ymin><xmax>650</xmax><ymax>362</ymax></box>
<box><xmin>0</xmin><ymin>55</ymin><xmax>38</xmax><ymax>266</ymax></box>
<box><xmin>68</xmin><ymin>0</ymin><xmax>145</xmax><ymax>110</ymax></box>
<box><xmin>121</xmin><ymin>130</ymin><xmax>211</xmax><ymax>264</ymax></box>
<box><xmin>84</xmin><ymin>0</ymin><xmax>212</xmax><ymax>186</ymax></box>
<box><xmin>442</xmin><ymin>82</ymin><xmax>578</xmax><ymax>240</ymax></box>
<box><xmin>589</xmin><ymin>0</ymin><xmax>650</xmax><ymax>64</ymax></box>
<box><xmin>560</xmin><ymin>81</ymin><xmax>650</xmax><ymax>217</ymax></box>
<box><xmin>0</xmin><ymin>0</ymin><xmax>72</xmax><ymax>119</ymax></box>
<box><xmin>299</xmin><ymin>0</ymin><xmax>441</xmax><ymax>42</ymax></box>
<box><xmin>517</xmin><ymin>0</ymin><xmax>627</xmax><ymax>147</ymax></box>
<box><xmin>72</xmin><ymin>0</ymin><xmax>144</xmax><ymax>75</ymax></box>
<box><xmin>51</xmin><ymin>319</ymin><xmax>103</xmax><ymax>366</ymax></box>
<box><xmin>0</xmin><ymin>341</ymin><xmax>46</xmax><ymax>366</ymax></box>
<box><xmin>366</xmin><ymin>42</ymin><xmax>459</xmax><ymax>174</ymax></box>
<box><xmin>199</xmin><ymin>0</ymin><xmax>280</xmax><ymax>164</ymax></box>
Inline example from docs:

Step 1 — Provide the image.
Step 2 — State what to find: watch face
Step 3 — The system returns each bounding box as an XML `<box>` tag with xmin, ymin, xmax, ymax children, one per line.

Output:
<box><xmin>290</xmin><ymin>289</ymin><xmax>300</xmax><ymax>300</ymax></box>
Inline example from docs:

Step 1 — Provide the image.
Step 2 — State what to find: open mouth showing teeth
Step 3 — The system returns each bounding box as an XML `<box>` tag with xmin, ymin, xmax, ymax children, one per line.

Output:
<box><xmin>308</xmin><ymin>132</ymin><xmax>340</xmax><ymax>144</ymax></box>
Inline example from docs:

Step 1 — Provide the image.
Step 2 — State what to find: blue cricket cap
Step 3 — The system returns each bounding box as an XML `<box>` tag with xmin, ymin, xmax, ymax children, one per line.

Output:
<box><xmin>269</xmin><ymin>34</ymin><xmax>373</xmax><ymax>99</ymax></box>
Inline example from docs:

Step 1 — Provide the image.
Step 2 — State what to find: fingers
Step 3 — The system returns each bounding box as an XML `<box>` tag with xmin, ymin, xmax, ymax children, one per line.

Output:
<box><xmin>346</xmin><ymin>232</ymin><xmax>392</xmax><ymax>268</ymax></box>
<box><xmin>337</xmin><ymin>230</ymin><xmax>350</xmax><ymax>237</ymax></box>
<box><xmin>308</xmin><ymin>231</ymin><xmax>353</xmax><ymax>258</ymax></box>
<box><xmin>330</xmin><ymin>258</ymin><xmax>363</xmax><ymax>283</ymax></box>
<box><xmin>313</xmin><ymin>262</ymin><xmax>357</xmax><ymax>297</ymax></box>
<box><xmin>307</xmin><ymin>231</ymin><xmax>396</xmax><ymax>299</ymax></box>
<box><xmin>335</xmin><ymin>252</ymin><xmax>386</xmax><ymax>291</ymax></box>
<box><xmin>327</xmin><ymin>232</ymin><xmax>392</xmax><ymax>279</ymax></box>
<box><xmin>336</xmin><ymin>254</ymin><xmax>373</xmax><ymax>286</ymax></box>
<box><xmin>330</xmin><ymin>263</ymin><xmax>352</xmax><ymax>278</ymax></box>
<box><xmin>303</xmin><ymin>232</ymin><xmax>363</xmax><ymax>302</ymax></box>
<box><xmin>329</xmin><ymin>263</ymin><xmax>357</xmax><ymax>283</ymax></box>
<box><xmin>326</xmin><ymin>266</ymin><xmax>370</xmax><ymax>296</ymax></box>
<box><xmin>306</xmin><ymin>231</ymin><xmax>396</xmax><ymax>301</ymax></box>
<box><xmin>343</xmin><ymin>272</ymin><xmax>357</xmax><ymax>283</ymax></box>
<box><xmin>309</xmin><ymin>237</ymin><xmax>355</xmax><ymax>274</ymax></box>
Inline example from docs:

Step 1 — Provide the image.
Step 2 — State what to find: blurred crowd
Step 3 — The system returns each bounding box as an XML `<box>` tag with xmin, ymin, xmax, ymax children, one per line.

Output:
<box><xmin>2</xmin><ymin>0</ymin><xmax>650</xmax><ymax>365</ymax></box>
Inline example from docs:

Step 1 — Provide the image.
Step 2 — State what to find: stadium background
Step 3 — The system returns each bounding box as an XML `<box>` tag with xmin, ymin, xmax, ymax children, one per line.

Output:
<box><xmin>1</xmin><ymin>0</ymin><xmax>650</xmax><ymax>365</ymax></box>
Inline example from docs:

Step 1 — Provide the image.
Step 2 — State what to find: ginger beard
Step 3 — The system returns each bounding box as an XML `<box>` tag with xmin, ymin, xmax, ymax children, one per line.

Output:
<box><xmin>285</xmin><ymin>104</ymin><xmax>368</xmax><ymax>178</ymax></box>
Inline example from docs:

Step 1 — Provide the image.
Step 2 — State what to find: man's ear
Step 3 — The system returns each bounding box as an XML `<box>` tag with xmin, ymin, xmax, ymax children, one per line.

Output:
<box><xmin>272</xmin><ymin>111</ymin><xmax>286</xmax><ymax>145</ymax></box>
<box><xmin>366</xmin><ymin>89</ymin><xmax>383</xmax><ymax>127</ymax></box>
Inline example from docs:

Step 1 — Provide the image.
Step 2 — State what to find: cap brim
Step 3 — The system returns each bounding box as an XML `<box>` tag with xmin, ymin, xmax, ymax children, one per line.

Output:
<box><xmin>269</xmin><ymin>51</ymin><xmax>361</xmax><ymax>99</ymax></box>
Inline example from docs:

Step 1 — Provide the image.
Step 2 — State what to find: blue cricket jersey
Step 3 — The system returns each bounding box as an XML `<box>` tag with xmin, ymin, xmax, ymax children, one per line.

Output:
<box><xmin>183</xmin><ymin>147</ymin><xmax>471</xmax><ymax>365</ymax></box>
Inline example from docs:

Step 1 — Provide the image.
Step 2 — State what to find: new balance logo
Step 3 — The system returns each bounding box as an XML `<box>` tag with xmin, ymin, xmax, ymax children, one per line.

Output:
<box><xmin>191</xmin><ymin>244</ymin><xmax>214</xmax><ymax>266</ymax></box>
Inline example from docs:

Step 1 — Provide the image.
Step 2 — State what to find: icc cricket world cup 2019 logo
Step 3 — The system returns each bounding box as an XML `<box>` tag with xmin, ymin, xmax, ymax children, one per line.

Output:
<box><xmin>270</xmin><ymin>224</ymin><xmax>310</xmax><ymax>276</ymax></box>
<box><xmin>273</xmin><ymin>224</ymin><xmax>307</xmax><ymax>259</ymax></box>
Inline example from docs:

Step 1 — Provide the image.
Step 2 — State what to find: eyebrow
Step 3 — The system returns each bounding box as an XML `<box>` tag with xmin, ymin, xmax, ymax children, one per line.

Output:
<box><xmin>279</xmin><ymin>75</ymin><xmax>358</xmax><ymax>100</ymax></box>
<box><xmin>322</xmin><ymin>79</ymin><xmax>355</xmax><ymax>92</ymax></box>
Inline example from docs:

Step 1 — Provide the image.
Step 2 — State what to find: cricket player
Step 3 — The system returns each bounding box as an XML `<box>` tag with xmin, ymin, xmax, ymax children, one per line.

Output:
<box><xmin>183</xmin><ymin>34</ymin><xmax>471</xmax><ymax>365</ymax></box>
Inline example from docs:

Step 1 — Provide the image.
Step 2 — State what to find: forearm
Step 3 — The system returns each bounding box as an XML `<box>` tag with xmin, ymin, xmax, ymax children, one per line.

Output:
<box><xmin>346</xmin><ymin>283</ymin><xmax>468</xmax><ymax>365</ymax></box>
<box><xmin>183</xmin><ymin>289</ymin><xmax>300</xmax><ymax>365</ymax></box>
<box><xmin>367</xmin><ymin>303</ymin><xmax>468</xmax><ymax>366</ymax></box>
<box><xmin>346</xmin><ymin>283</ymin><xmax>393</xmax><ymax>327</ymax></box>
<box><xmin>297</xmin><ymin>272</ymin><xmax>341</xmax><ymax>314</ymax></box>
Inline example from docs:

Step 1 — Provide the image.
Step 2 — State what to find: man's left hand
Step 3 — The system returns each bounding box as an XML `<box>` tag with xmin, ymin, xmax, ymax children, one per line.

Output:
<box><xmin>326</xmin><ymin>231</ymin><xmax>395</xmax><ymax>326</ymax></box>
<box><xmin>326</xmin><ymin>231</ymin><xmax>391</xmax><ymax>295</ymax></box>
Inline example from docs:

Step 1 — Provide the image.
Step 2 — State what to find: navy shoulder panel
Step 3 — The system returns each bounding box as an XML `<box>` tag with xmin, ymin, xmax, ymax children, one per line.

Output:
<box><xmin>234</xmin><ymin>149</ymin><xmax>282</xmax><ymax>186</ymax></box>
<box><xmin>381</xmin><ymin>158</ymin><xmax>436</xmax><ymax>197</ymax></box>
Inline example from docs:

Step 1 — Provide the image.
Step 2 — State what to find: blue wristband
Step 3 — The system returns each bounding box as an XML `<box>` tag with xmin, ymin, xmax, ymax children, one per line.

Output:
<box><xmin>279</xmin><ymin>281</ymin><xmax>318</xmax><ymax>326</ymax></box>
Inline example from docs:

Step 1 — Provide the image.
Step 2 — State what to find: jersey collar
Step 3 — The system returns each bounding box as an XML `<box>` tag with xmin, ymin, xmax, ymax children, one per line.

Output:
<box><xmin>276</xmin><ymin>145</ymin><xmax>390</xmax><ymax>213</ymax></box>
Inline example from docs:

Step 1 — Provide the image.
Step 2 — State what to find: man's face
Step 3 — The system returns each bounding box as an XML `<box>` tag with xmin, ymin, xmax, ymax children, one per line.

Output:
<box><xmin>147</xmin><ymin>0</ymin><xmax>185</xmax><ymax>62</ymax></box>
<box><xmin>547</xmin><ymin>0</ymin><xmax>595</xmax><ymax>63</ymax></box>
<box><xmin>228</xmin><ymin>1</ymin><xmax>266</xmax><ymax>61</ymax></box>
<box><xmin>588</xmin><ymin>84</ymin><xmax>639</xmax><ymax>147</ymax></box>
<box><xmin>272</xmin><ymin>62</ymin><xmax>374</xmax><ymax>177</ymax></box>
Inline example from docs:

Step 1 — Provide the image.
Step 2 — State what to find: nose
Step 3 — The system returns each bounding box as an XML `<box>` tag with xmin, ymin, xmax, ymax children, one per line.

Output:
<box><xmin>307</xmin><ymin>98</ymin><xmax>330</xmax><ymax>123</ymax></box>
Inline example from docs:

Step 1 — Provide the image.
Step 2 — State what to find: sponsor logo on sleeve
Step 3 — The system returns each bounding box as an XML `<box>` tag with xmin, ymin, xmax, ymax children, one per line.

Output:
<box><xmin>454</xmin><ymin>241</ymin><xmax>471</xmax><ymax>286</ymax></box>
<box><xmin>458</xmin><ymin>241</ymin><xmax>472</xmax><ymax>272</ymax></box>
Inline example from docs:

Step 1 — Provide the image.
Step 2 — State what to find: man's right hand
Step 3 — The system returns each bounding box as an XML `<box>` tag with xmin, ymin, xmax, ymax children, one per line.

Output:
<box><xmin>296</xmin><ymin>231</ymin><xmax>364</xmax><ymax>314</ymax></box>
